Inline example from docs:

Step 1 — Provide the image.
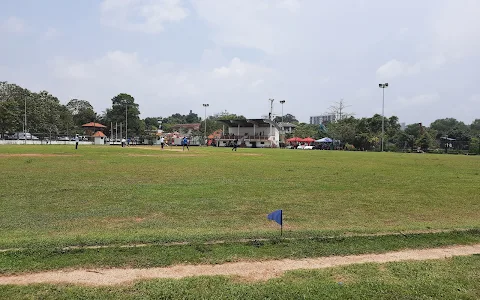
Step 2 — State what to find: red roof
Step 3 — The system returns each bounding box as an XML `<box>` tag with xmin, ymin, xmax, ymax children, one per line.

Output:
<box><xmin>93</xmin><ymin>131</ymin><xmax>106</xmax><ymax>137</ymax></box>
<box><xmin>82</xmin><ymin>122</ymin><xmax>107</xmax><ymax>128</ymax></box>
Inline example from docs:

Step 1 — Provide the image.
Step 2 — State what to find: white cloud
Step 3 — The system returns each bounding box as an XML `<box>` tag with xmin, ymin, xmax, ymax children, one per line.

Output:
<box><xmin>396</xmin><ymin>94</ymin><xmax>439</xmax><ymax>107</ymax></box>
<box><xmin>2</xmin><ymin>16</ymin><xmax>26</xmax><ymax>33</ymax></box>
<box><xmin>430</xmin><ymin>0</ymin><xmax>480</xmax><ymax>59</ymax></box>
<box><xmin>376</xmin><ymin>55</ymin><xmax>446</xmax><ymax>80</ymax></box>
<box><xmin>100</xmin><ymin>0</ymin><xmax>188</xmax><ymax>33</ymax></box>
<box><xmin>191</xmin><ymin>0</ymin><xmax>306</xmax><ymax>54</ymax></box>
<box><xmin>50</xmin><ymin>51</ymin><xmax>276</xmax><ymax>116</ymax></box>
<box><xmin>212</xmin><ymin>57</ymin><xmax>272</xmax><ymax>80</ymax></box>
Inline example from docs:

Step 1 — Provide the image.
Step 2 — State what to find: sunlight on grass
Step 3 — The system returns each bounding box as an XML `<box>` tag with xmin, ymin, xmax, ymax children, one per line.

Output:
<box><xmin>1</xmin><ymin>145</ymin><xmax>479</xmax><ymax>248</ymax></box>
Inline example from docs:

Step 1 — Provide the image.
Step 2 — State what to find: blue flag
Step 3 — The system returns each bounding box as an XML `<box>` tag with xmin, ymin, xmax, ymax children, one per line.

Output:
<box><xmin>267</xmin><ymin>209</ymin><xmax>282</xmax><ymax>225</ymax></box>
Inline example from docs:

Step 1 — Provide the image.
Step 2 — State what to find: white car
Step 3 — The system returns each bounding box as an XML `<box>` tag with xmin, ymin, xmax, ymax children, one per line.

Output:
<box><xmin>297</xmin><ymin>145</ymin><xmax>314</xmax><ymax>150</ymax></box>
<box><xmin>9</xmin><ymin>132</ymin><xmax>39</xmax><ymax>140</ymax></box>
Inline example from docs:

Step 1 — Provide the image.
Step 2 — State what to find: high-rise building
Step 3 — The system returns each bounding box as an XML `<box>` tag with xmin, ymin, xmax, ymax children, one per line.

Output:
<box><xmin>310</xmin><ymin>114</ymin><xmax>337</xmax><ymax>125</ymax></box>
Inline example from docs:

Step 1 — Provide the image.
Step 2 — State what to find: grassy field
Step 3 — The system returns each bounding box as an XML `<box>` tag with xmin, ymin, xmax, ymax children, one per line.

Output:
<box><xmin>1</xmin><ymin>145</ymin><xmax>479</xmax><ymax>249</ymax></box>
<box><xmin>1</xmin><ymin>145</ymin><xmax>480</xmax><ymax>298</ymax></box>
<box><xmin>2</xmin><ymin>255</ymin><xmax>480</xmax><ymax>299</ymax></box>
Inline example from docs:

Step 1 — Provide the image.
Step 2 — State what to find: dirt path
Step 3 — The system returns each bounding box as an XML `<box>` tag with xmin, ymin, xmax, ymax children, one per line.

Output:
<box><xmin>1</xmin><ymin>244</ymin><xmax>479</xmax><ymax>286</ymax></box>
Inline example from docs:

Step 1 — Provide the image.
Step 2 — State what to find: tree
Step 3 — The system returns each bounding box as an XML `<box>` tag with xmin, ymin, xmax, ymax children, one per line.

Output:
<box><xmin>66</xmin><ymin>99</ymin><xmax>96</xmax><ymax>129</ymax></box>
<box><xmin>144</xmin><ymin>117</ymin><xmax>160</xmax><ymax>131</ymax></box>
<box><xmin>470</xmin><ymin>119</ymin><xmax>480</xmax><ymax>136</ymax></box>
<box><xmin>327</xmin><ymin>116</ymin><xmax>357</xmax><ymax>145</ymax></box>
<box><xmin>274</xmin><ymin>113</ymin><xmax>298</xmax><ymax>124</ymax></box>
<box><xmin>329</xmin><ymin>99</ymin><xmax>353</xmax><ymax>121</ymax></box>
<box><xmin>0</xmin><ymin>82</ymin><xmax>31</xmax><ymax>136</ymax></box>
<box><xmin>430</xmin><ymin>118</ymin><xmax>470</xmax><ymax>140</ymax></box>
<box><xmin>293</xmin><ymin>123</ymin><xmax>321</xmax><ymax>139</ymax></box>
<box><xmin>104</xmin><ymin>93</ymin><xmax>141</xmax><ymax>136</ymax></box>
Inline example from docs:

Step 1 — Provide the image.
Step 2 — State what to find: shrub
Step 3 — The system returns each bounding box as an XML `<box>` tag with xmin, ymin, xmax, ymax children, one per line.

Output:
<box><xmin>345</xmin><ymin>143</ymin><xmax>356</xmax><ymax>151</ymax></box>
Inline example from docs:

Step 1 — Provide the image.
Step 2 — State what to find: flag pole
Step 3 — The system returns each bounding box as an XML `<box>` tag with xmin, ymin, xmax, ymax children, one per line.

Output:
<box><xmin>280</xmin><ymin>210</ymin><xmax>283</xmax><ymax>236</ymax></box>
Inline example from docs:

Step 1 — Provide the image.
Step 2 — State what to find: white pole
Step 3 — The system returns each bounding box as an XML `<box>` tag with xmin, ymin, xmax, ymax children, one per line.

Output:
<box><xmin>24</xmin><ymin>97</ymin><xmax>27</xmax><ymax>144</ymax></box>
<box><xmin>125</xmin><ymin>105</ymin><xmax>128</xmax><ymax>139</ymax></box>
<box><xmin>115</xmin><ymin>122</ymin><xmax>118</xmax><ymax>143</ymax></box>
<box><xmin>382</xmin><ymin>87</ymin><xmax>385</xmax><ymax>152</ymax></box>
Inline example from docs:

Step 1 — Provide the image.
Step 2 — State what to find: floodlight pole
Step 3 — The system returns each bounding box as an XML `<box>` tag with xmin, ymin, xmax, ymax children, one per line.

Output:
<box><xmin>203</xmin><ymin>103</ymin><xmax>209</xmax><ymax>144</ymax></box>
<box><xmin>379</xmin><ymin>83</ymin><xmax>388</xmax><ymax>152</ymax></box>
<box><xmin>24</xmin><ymin>97</ymin><xmax>27</xmax><ymax>144</ymax></box>
<box><xmin>280</xmin><ymin>100</ymin><xmax>285</xmax><ymax>124</ymax></box>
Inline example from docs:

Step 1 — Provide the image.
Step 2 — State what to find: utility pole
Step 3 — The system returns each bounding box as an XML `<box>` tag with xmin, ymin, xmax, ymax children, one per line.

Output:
<box><xmin>125</xmin><ymin>104</ymin><xmax>128</xmax><ymax>139</ymax></box>
<box><xmin>24</xmin><ymin>97</ymin><xmax>27</xmax><ymax>144</ymax></box>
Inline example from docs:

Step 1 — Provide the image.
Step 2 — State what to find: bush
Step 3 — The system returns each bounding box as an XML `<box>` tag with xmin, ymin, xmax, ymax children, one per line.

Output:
<box><xmin>386</xmin><ymin>144</ymin><xmax>398</xmax><ymax>152</ymax></box>
<box><xmin>345</xmin><ymin>143</ymin><xmax>356</xmax><ymax>151</ymax></box>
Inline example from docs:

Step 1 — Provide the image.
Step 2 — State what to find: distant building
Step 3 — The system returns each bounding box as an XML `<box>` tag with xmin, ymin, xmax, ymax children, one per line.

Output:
<box><xmin>172</xmin><ymin>123</ymin><xmax>201</xmax><ymax>135</ymax></box>
<box><xmin>310</xmin><ymin>114</ymin><xmax>336</xmax><ymax>125</ymax></box>
<box><xmin>217</xmin><ymin>119</ymin><xmax>281</xmax><ymax>148</ymax></box>
<box><xmin>277</xmin><ymin>122</ymin><xmax>296</xmax><ymax>134</ymax></box>
<box><xmin>400</xmin><ymin>122</ymin><xmax>406</xmax><ymax>131</ymax></box>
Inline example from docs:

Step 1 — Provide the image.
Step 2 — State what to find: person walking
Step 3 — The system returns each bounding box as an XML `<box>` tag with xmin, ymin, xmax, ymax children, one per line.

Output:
<box><xmin>182</xmin><ymin>136</ymin><xmax>189</xmax><ymax>151</ymax></box>
<box><xmin>160</xmin><ymin>136</ymin><xmax>165</xmax><ymax>149</ymax></box>
<box><xmin>232</xmin><ymin>139</ymin><xmax>238</xmax><ymax>151</ymax></box>
<box><xmin>75</xmin><ymin>134</ymin><xmax>79</xmax><ymax>150</ymax></box>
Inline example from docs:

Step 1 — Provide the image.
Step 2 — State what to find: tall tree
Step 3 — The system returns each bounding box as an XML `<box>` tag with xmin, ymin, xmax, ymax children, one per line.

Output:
<box><xmin>470</xmin><ymin>119</ymin><xmax>480</xmax><ymax>136</ymax></box>
<box><xmin>66</xmin><ymin>99</ymin><xmax>96</xmax><ymax>128</ymax></box>
<box><xmin>274</xmin><ymin>113</ymin><xmax>298</xmax><ymax>123</ymax></box>
<box><xmin>329</xmin><ymin>99</ymin><xmax>353</xmax><ymax>121</ymax></box>
<box><xmin>430</xmin><ymin>118</ymin><xmax>470</xmax><ymax>140</ymax></box>
<box><xmin>104</xmin><ymin>93</ymin><xmax>141</xmax><ymax>136</ymax></box>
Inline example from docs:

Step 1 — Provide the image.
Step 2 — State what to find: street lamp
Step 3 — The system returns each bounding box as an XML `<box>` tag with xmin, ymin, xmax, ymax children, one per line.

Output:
<box><xmin>203</xmin><ymin>103</ymin><xmax>209</xmax><ymax>144</ymax></box>
<box><xmin>279</xmin><ymin>100</ymin><xmax>286</xmax><ymax>124</ymax></box>
<box><xmin>378</xmin><ymin>83</ymin><xmax>388</xmax><ymax>152</ymax></box>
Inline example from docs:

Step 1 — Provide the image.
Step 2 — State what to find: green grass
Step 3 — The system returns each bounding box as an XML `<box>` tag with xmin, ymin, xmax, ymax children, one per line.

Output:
<box><xmin>1</xmin><ymin>230</ymin><xmax>480</xmax><ymax>275</ymax></box>
<box><xmin>1</xmin><ymin>145</ymin><xmax>479</xmax><ymax>250</ymax></box>
<box><xmin>2</xmin><ymin>145</ymin><xmax>480</xmax><ymax>297</ymax></box>
<box><xmin>2</xmin><ymin>255</ymin><xmax>480</xmax><ymax>299</ymax></box>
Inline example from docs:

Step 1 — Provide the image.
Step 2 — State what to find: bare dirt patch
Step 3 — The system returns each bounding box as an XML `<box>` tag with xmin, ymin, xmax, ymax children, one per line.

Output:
<box><xmin>134</xmin><ymin>146</ymin><xmax>185</xmax><ymax>152</ymax></box>
<box><xmin>128</xmin><ymin>154</ymin><xmax>203</xmax><ymax>157</ymax></box>
<box><xmin>0</xmin><ymin>154</ymin><xmax>79</xmax><ymax>157</ymax></box>
<box><xmin>234</xmin><ymin>153</ymin><xmax>264</xmax><ymax>156</ymax></box>
<box><xmin>1</xmin><ymin>244</ymin><xmax>479</xmax><ymax>286</ymax></box>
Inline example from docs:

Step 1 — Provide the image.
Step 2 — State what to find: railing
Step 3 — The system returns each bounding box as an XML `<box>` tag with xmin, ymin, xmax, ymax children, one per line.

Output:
<box><xmin>218</xmin><ymin>135</ymin><xmax>271</xmax><ymax>140</ymax></box>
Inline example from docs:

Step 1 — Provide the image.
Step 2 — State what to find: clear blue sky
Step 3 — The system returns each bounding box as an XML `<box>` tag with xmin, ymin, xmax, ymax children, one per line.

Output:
<box><xmin>1</xmin><ymin>0</ymin><xmax>479</xmax><ymax>125</ymax></box>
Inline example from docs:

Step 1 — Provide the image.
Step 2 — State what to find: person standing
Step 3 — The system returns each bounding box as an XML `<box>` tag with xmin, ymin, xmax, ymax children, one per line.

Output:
<box><xmin>232</xmin><ymin>139</ymin><xmax>238</xmax><ymax>151</ymax></box>
<box><xmin>75</xmin><ymin>134</ymin><xmax>79</xmax><ymax>150</ymax></box>
<box><xmin>182</xmin><ymin>136</ymin><xmax>189</xmax><ymax>151</ymax></box>
<box><xmin>160</xmin><ymin>136</ymin><xmax>165</xmax><ymax>149</ymax></box>
<box><xmin>121</xmin><ymin>137</ymin><xmax>126</xmax><ymax>148</ymax></box>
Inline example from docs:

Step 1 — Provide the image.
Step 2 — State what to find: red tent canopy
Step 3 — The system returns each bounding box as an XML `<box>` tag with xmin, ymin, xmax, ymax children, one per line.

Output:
<box><xmin>286</xmin><ymin>137</ymin><xmax>302</xmax><ymax>142</ymax></box>
<box><xmin>300</xmin><ymin>137</ymin><xmax>315</xmax><ymax>143</ymax></box>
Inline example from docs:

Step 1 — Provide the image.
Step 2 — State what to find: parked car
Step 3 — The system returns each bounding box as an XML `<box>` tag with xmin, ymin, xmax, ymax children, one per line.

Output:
<box><xmin>9</xmin><ymin>132</ymin><xmax>39</xmax><ymax>140</ymax></box>
<box><xmin>297</xmin><ymin>144</ymin><xmax>314</xmax><ymax>150</ymax></box>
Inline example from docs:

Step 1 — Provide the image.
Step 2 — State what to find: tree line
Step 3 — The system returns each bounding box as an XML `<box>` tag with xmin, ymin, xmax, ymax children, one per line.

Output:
<box><xmin>1</xmin><ymin>81</ymin><xmax>478</xmax><ymax>152</ymax></box>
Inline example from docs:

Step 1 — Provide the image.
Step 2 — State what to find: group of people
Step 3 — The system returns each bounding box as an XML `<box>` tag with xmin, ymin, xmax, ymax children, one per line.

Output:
<box><xmin>158</xmin><ymin>136</ymin><xmax>189</xmax><ymax>151</ymax></box>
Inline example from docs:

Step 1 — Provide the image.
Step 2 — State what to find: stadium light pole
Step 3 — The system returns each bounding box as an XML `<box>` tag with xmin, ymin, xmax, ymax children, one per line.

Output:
<box><xmin>24</xmin><ymin>97</ymin><xmax>27</xmax><ymax>144</ymax></box>
<box><xmin>379</xmin><ymin>83</ymin><xmax>388</xmax><ymax>152</ymax></box>
<box><xmin>279</xmin><ymin>100</ymin><xmax>286</xmax><ymax>123</ymax></box>
<box><xmin>203</xmin><ymin>103</ymin><xmax>209</xmax><ymax>144</ymax></box>
<box><xmin>125</xmin><ymin>104</ymin><xmax>128</xmax><ymax>139</ymax></box>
